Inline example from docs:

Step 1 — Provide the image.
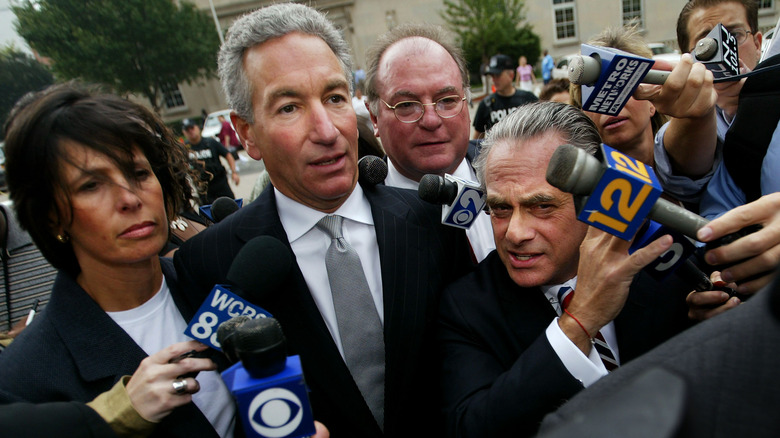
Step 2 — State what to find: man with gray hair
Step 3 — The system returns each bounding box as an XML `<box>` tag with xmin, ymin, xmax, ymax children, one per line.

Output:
<box><xmin>437</xmin><ymin>102</ymin><xmax>693</xmax><ymax>437</ymax></box>
<box><xmin>174</xmin><ymin>3</ymin><xmax>473</xmax><ymax>437</ymax></box>
<box><xmin>364</xmin><ymin>24</ymin><xmax>496</xmax><ymax>262</ymax></box>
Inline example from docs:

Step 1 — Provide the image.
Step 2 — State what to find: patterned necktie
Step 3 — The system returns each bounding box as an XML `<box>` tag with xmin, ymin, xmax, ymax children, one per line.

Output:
<box><xmin>557</xmin><ymin>286</ymin><xmax>619</xmax><ymax>371</ymax></box>
<box><xmin>317</xmin><ymin>215</ymin><xmax>385</xmax><ymax>430</ymax></box>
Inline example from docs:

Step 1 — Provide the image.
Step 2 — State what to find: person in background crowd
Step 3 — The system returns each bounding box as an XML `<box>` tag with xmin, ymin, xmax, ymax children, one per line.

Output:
<box><xmin>217</xmin><ymin>114</ymin><xmax>242</xmax><ymax>160</ymax></box>
<box><xmin>472</xmin><ymin>53</ymin><xmax>537</xmax><ymax>139</ymax></box>
<box><xmin>181</xmin><ymin>118</ymin><xmax>239</xmax><ymax>205</ymax></box>
<box><xmin>515</xmin><ymin>55</ymin><xmax>536</xmax><ymax>93</ymax></box>
<box><xmin>541</xmin><ymin>49</ymin><xmax>555</xmax><ymax>85</ymax></box>
<box><xmin>538</xmin><ymin>78</ymin><xmax>571</xmax><ymax>104</ymax></box>
<box><xmin>0</xmin><ymin>82</ymin><xmax>236</xmax><ymax>437</ymax></box>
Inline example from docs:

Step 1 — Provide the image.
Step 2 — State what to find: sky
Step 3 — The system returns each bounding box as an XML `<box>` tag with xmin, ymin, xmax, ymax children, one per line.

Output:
<box><xmin>0</xmin><ymin>0</ymin><xmax>31</xmax><ymax>53</ymax></box>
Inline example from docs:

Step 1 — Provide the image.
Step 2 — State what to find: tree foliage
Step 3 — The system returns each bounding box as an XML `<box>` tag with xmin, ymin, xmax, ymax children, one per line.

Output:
<box><xmin>0</xmin><ymin>46</ymin><xmax>54</xmax><ymax>138</ymax></box>
<box><xmin>441</xmin><ymin>0</ymin><xmax>540</xmax><ymax>83</ymax></box>
<box><xmin>12</xmin><ymin>0</ymin><xmax>220</xmax><ymax>112</ymax></box>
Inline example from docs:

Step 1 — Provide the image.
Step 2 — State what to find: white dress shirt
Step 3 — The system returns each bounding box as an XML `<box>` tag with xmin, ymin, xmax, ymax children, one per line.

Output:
<box><xmin>541</xmin><ymin>277</ymin><xmax>620</xmax><ymax>387</ymax></box>
<box><xmin>384</xmin><ymin>157</ymin><xmax>495</xmax><ymax>262</ymax></box>
<box><xmin>275</xmin><ymin>184</ymin><xmax>383</xmax><ymax>358</ymax></box>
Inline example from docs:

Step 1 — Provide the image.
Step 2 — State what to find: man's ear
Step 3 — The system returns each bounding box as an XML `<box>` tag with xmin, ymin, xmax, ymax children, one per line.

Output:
<box><xmin>368</xmin><ymin>101</ymin><xmax>381</xmax><ymax>138</ymax></box>
<box><xmin>231</xmin><ymin>112</ymin><xmax>262</xmax><ymax>160</ymax></box>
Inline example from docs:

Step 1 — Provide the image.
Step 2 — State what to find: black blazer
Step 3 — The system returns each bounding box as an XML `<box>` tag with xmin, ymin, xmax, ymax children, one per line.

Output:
<box><xmin>0</xmin><ymin>258</ymin><xmax>223</xmax><ymax>438</ymax></box>
<box><xmin>438</xmin><ymin>251</ymin><xmax>692</xmax><ymax>438</ymax></box>
<box><xmin>174</xmin><ymin>182</ymin><xmax>474</xmax><ymax>437</ymax></box>
<box><xmin>540</xmin><ymin>268</ymin><xmax>780</xmax><ymax>438</ymax></box>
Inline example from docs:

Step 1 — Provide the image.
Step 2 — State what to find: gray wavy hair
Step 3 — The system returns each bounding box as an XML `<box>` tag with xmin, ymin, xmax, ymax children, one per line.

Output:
<box><xmin>218</xmin><ymin>3</ymin><xmax>353</xmax><ymax>123</ymax></box>
<box><xmin>473</xmin><ymin>101</ymin><xmax>601</xmax><ymax>190</ymax></box>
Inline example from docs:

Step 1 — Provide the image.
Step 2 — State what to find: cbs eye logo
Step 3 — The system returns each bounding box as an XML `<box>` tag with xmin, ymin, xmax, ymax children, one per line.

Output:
<box><xmin>248</xmin><ymin>388</ymin><xmax>304</xmax><ymax>437</ymax></box>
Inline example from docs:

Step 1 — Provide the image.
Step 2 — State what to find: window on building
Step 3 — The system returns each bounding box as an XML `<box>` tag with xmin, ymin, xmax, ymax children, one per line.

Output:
<box><xmin>758</xmin><ymin>0</ymin><xmax>773</xmax><ymax>11</ymax></box>
<box><xmin>622</xmin><ymin>0</ymin><xmax>644</xmax><ymax>27</ymax></box>
<box><xmin>161</xmin><ymin>81</ymin><xmax>185</xmax><ymax>109</ymax></box>
<box><xmin>553</xmin><ymin>0</ymin><xmax>577</xmax><ymax>42</ymax></box>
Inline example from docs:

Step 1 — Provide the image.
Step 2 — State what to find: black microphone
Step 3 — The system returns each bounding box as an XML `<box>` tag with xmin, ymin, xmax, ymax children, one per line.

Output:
<box><xmin>211</xmin><ymin>196</ymin><xmax>240</xmax><ymax>223</ymax></box>
<box><xmin>419</xmin><ymin>174</ymin><xmax>458</xmax><ymax>205</ymax></box>
<box><xmin>419</xmin><ymin>173</ymin><xmax>487</xmax><ymax>229</ymax></box>
<box><xmin>358</xmin><ymin>155</ymin><xmax>388</xmax><ymax>186</ymax></box>
<box><xmin>184</xmin><ymin>236</ymin><xmax>293</xmax><ymax>351</ymax></box>
<box><xmin>217</xmin><ymin>315</ymin><xmax>251</xmax><ymax>363</ymax></box>
<box><xmin>221</xmin><ymin>317</ymin><xmax>316</xmax><ymax>438</ymax></box>
<box><xmin>226</xmin><ymin>236</ymin><xmax>293</xmax><ymax>302</ymax></box>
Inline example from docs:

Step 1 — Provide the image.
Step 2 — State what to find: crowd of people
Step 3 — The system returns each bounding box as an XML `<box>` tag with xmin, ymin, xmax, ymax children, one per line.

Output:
<box><xmin>1</xmin><ymin>1</ymin><xmax>779</xmax><ymax>437</ymax></box>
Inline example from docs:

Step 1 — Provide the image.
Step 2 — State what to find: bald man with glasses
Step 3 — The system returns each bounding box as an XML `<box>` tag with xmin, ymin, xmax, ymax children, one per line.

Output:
<box><xmin>365</xmin><ymin>24</ymin><xmax>496</xmax><ymax>262</ymax></box>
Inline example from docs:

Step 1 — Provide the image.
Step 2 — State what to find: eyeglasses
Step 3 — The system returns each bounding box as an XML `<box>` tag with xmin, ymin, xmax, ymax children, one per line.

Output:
<box><xmin>381</xmin><ymin>95</ymin><xmax>466</xmax><ymax>123</ymax></box>
<box><xmin>728</xmin><ymin>27</ymin><xmax>754</xmax><ymax>45</ymax></box>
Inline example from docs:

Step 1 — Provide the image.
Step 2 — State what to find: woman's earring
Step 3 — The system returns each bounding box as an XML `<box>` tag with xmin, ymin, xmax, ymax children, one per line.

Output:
<box><xmin>56</xmin><ymin>234</ymin><xmax>69</xmax><ymax>243</ymax></box>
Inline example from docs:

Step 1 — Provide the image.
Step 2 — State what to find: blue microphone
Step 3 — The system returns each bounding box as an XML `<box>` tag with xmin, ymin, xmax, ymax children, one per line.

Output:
<box><xmin>418</xmin><ymin>173</ymin><xmax>487</xmax><ymax>230</ymax></box>
<box><xmin>569</xmin><ymin>44</ymin><xmax>661</xmax><ymax>116</ymax></box>
<box><xmin>220</xmin><ymin>317</ymin><xmax>316</xmax><ymax>438</ymax></box>
<box><xmin>185</xmin><ymin>236</ymin><xmax>292</xmax><ymax>351</ymax></box>
<box><xmin>628</xmin><ymin>220</ymin><xmax>696</xmax><ymax>280</ymax></box>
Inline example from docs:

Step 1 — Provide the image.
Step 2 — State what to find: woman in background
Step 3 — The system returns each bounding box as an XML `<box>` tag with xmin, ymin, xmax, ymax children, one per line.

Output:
<box><xmin>516</xmin><ymin>55</ymin><xmax>536</xmax><ymax>93</ymax></box>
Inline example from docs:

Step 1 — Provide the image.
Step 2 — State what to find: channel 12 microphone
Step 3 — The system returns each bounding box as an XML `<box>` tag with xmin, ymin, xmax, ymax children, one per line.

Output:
<box><xmin>546</xmin><ymin>143</ymin><xmax>762</xmax><ymax>246</ymax></box>
<box><xmin>358</xmin><ymin>155</ymin><xmax>388</xmax><ymax>186</ymax></box>
<box><xmin>220</xmin><ymin>317</ymin><xmax>316</xmax><ymax>438</ymax></box>
<box><xmin>185</xmin><ymin>236</ymin><xmax>293</xmax><ymax>350</ymax></box>
<box><xmin>418</xmin><ymin>173</ymin><xmax>487</xmax><ymax>230</ymax></box>
<box><xmin>200</xmin><ymin>197</ymin><xmax>244</xmax><ymax>223</ymax></box>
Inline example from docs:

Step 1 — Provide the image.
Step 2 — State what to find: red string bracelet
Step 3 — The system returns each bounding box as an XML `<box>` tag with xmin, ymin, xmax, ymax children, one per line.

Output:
<box><xmin>564</xmin><ymin>309</ymin><xmax>594</xmax><ymax>343</ymax></box>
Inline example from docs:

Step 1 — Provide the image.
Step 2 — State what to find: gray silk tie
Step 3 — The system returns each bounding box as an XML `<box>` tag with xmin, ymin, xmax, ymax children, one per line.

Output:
<box><xmin>316</xmin><ymin>215</ymin><xmax>385</xmax><ymax>430</ymax></box>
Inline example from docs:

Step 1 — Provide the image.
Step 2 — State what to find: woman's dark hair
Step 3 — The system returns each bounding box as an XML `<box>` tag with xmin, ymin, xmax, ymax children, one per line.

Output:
<box><xmin>3</xmin><ymin>82</ymin><xmax>194</xmax><ymax>276</ymax></box>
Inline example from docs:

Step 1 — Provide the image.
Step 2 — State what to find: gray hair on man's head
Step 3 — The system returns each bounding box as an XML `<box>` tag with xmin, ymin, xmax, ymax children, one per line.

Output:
<box><xmin>218</xmin><ymin>3</ymin><xmax>353</xmax><ymax>123</ymax></box>
<box><xmin>473</xmin><ymin>101</ymin><xmax>601</xmax><ymax>190</ymax></box>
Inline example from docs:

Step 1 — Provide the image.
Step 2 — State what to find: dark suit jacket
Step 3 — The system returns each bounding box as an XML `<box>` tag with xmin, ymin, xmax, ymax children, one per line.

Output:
<box><xmin>174</xmin><ymin>182</ymin><xmax>474</xmax><ymax>437</ymax></box>
<box><xmin>540</xmin><ymin>269</ymin><xmax>780</xmax><ymax>438</ymax></box>
<box><xmin>0</xmin><ymin>258</ymin><xmax>224</xmax><ymax>438</ymax></box>
<box><xmin>438</xmin><ymin>251</ymin><xmax>693</xmax><ymax>438</ymax></box>
<box><xmin>0</xmin><ymin>399</ymin><xmax>116</xmax><ymax>438</ymax></box>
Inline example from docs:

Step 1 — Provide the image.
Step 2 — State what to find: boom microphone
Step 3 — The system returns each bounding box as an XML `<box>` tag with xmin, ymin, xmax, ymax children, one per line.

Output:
<box><xmin>185</xmin><ymin>236</ymin><xmax>293</xmax><ymax>350</ymax></box>
<box><xmin>419</xmin><ymin>173</ymin><xmax>487</xmax><ymax>230</ymax></box>
<box><xmin>358</xmin><ymin>155</ymin><xmax>388</xmax><ymax>186</ymax></box>
<box><xmin>221</xmin><ymin>317</ymin><xmax>316</xmax><ymax>438</ymax></box>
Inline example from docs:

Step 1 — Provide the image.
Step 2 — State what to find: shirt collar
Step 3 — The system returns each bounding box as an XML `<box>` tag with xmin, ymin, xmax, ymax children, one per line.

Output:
<box><xmin>385</xmin><ymin>157</ymin><xmax>474</xmax><ymax>189</ymax></box>
<box><xmin>275</xmin><ymin>183</ymin><xmax>374</xmax><ymax>243</ymax></box>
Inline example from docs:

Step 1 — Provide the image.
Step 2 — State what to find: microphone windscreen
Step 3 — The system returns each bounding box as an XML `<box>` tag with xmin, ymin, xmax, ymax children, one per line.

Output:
<box><xmin>692</xmin><ymin>37</ymin><xmax>718</xmax><ymax>61</ymax></box>
<box><xmin>226</xmin><ymin>236</ymin><xmax>293</xmax><ymax>300</ymax></box>
<box><xmin>217</xmin><ymin>315</ymin><xmax>252</xmax><ymax>363</ymax></box>
<box><xmin>546</xmin><ymin>144</ymin><xmax>604</xmax><ymax>196</ymax></box>
<box><xmin>233</xmin><ymin>317</ymin><xmax>287</xmax><ymax>378</ymax></box>
<box><xmin>211</xmin><ymin>197</ymin><xmax>240</xmax><ymax>223</ymax></box>
<box><xmin>418</xmin><ymin>174</ymin><xmax>458</xmax><ymax>205</ymax></box>
<box><xmin>358</xmin><ymin>155</ymin><xmax>388</xmax><ymax>186</ymax></box>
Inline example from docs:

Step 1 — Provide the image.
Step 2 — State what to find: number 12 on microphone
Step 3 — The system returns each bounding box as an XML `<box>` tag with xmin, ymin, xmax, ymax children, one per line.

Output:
<box><xmin>579</xmin><ymin>144</ymin><xmax>662</xmax><ymax>240</ymax></box>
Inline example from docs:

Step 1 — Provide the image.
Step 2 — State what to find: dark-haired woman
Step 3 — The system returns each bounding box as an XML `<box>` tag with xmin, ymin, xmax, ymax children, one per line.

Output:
<box><xmin>0</xmin><ymin>83</ymin><xmax>235</xmax><ymax>437</ymax></box>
